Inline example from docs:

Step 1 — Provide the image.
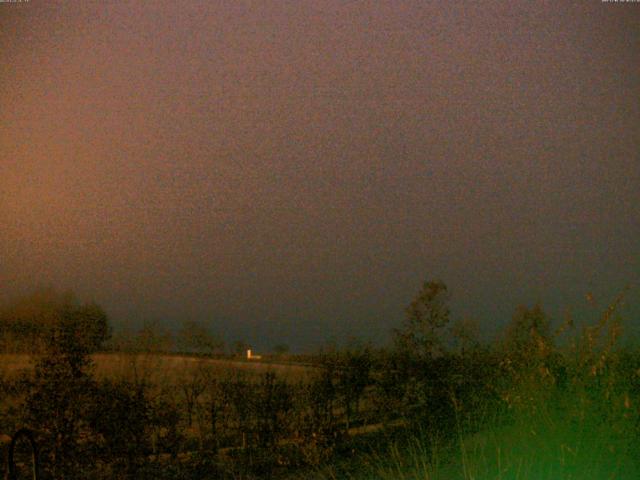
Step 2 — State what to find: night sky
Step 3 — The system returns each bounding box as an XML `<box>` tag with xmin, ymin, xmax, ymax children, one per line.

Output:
<box><xmin>1</xmin><ymin>1</ymin><xmax>639</xmax><ymax>352</ymax></box>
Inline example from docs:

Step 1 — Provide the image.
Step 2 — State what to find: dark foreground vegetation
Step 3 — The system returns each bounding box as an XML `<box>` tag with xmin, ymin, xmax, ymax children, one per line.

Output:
<box><xmin>0</xmin><ymin>283</ymin><xmax>639</xmax><ymax>479</ymax></box>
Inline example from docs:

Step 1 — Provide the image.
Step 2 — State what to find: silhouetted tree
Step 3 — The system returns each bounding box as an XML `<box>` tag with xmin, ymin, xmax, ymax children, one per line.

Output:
<box><xmin>389</xmin><ymin>280</ymin><xmax>458</xmax><ymax>432</ymax></box>
<box><xmin>21</xmin><ymin>297</ymin><xmax>111</xmax><ymax>479</ymax></box>
<box><xmin>176</xmin><ymin>319</ymin><xmax>223</xmax><ymax>355</ymax></box>
<box><xmin>233</xmin><ymin>339</ymin><xmax>249</xmax><ymax>357</ymax></box>
<box><xmin>131</xmin><ymin>320</ymin><xmax>175</xmax><ymax>353</ymax></box>
<box><xmin>272</xmin><ymin>343</ymin><xmax>290</xmax><ymax>357</ymax></box>
<box><xmin>88</xmin><ymin>379</ymin><xmax>152</xmax><ymax>477</ymax></box>
<box><xmin>394</xmin><ymin>279</ymin><xmax>451</xmax><ymax>360</ymax></box>
<box><xmin>253</xmin><ymin>372</ymin><xmax>292</xmax><ymax>448</ymax></box>
<box><xmin>178</xmin><ymin>362</ymin><xmax>208</xmax><ymax>427</ymax></box>
<box><xmin>333</xmin><ymin>343</ymin><xmax>372</xmax><ymax>431</ymax></box>
<box><xmin>450</xmin><ymin>316</ymin><xmax>481</xmax><ymax>355</ymax></box>
<box><xmin>503</xmin><ymin>304</ymin><xmax>552</xmax><ymax>361</ymax></box>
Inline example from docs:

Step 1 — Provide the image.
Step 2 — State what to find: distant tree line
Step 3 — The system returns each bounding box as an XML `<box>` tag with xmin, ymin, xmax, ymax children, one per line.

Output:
<box><xmin>0</xmin><ymin>288</ymin><xmax>229</xmax><ymax>356</ymax></box>
<box><xmin>106</xmin><ymin>319</ymin><xmax>224</xmax><ymax>356</ymax></box>
<box><xmin>0</xmin><ymin>288</ymin><xmax>109</xmax><ymax>354</ymax></box>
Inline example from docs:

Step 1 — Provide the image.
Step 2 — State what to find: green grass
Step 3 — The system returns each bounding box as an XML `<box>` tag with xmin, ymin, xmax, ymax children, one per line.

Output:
<box><xmin>314</xmin><ymin>391</ymin><xmax>638</xmax><ymax>480</ymax></box>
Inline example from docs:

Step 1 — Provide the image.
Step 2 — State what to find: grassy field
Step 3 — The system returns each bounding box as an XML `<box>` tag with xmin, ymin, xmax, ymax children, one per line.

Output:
<box><xmin>0</xmin><ymin>352</ymin><xmax>314</xmax><ymax>383</ymax></box>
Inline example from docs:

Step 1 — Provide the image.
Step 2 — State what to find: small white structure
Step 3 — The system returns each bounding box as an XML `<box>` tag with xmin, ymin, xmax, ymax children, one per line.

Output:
<box><xmin>246</xmin><ymin>349</ymin><xmax>262</xmax><ymax>360</ymax></box>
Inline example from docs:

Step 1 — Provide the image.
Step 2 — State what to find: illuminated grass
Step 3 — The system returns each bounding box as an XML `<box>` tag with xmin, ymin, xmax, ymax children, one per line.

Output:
<box><xmin>323</xmin><ymin>390</ymin><xmax>638</xmax><ymax>480</ymax></box>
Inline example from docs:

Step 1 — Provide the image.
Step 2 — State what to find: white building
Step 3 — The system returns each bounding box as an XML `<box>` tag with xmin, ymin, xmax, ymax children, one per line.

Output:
<box><xmin>246</xmin><ymin>349</ymin><xmax>262</xmax><ymax>360</ymax></box>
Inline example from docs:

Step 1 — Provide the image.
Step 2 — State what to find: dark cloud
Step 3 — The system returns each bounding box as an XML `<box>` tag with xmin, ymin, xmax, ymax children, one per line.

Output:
<box><xmin>1</xmin><ymin>1</ymin><xmax>639</xmax><ymax>351</ymax></box>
